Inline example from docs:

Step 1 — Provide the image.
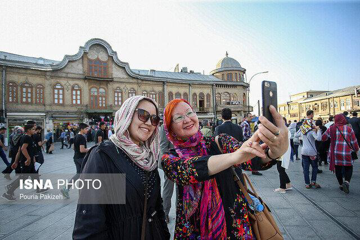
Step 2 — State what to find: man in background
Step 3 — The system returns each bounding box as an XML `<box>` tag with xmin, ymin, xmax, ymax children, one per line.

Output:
<box><xmin>215</xmin><ymin>108</ymin><xmax>243</xmax><ymax>142</ymax></box>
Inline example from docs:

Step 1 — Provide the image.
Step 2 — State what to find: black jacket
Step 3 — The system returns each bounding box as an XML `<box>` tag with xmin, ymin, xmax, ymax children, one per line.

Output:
<box><xmin>214</xmin><ymin>121</ymin><xmax>244</xmax><ymax>142</ymax></box>
<box><xmin>73</xmin><ymin>141</ymin><xmax>170</xmax><ymax>240</ymax></box>
<box><xmin>349</xmin><ymin>117</ymin><xmax>360</xmax><ymax>137</ymax></box>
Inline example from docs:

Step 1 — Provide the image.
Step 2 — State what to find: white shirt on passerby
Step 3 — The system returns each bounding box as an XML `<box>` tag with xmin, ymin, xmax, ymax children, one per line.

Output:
<box><xmin>325</xmin><ymin>121</ymin><xmax>334</xmax><ymax>128</ymax></box>
<box><xmin>295</xmin><ymin>129</ymin><xmax>322</xmax><ymax>156</ymax></box>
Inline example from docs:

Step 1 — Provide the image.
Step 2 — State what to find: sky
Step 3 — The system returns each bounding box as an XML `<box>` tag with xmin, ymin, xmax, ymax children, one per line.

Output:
<box><xmin>1</xmin><ymin>0</ymin><xmax>360</xmax><ymax>113</ymax></box>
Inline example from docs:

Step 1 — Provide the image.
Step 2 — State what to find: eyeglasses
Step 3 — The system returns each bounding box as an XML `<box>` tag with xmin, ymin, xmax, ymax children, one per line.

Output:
<box><xmin>172</xmin><ymin>110</ymin><xmax>196</xmax><ymax>123</ymax></box>
<box><xmin>135</xmin><ymin>109</ymin><xmax>160</xmax><ymax>126</ymax></box>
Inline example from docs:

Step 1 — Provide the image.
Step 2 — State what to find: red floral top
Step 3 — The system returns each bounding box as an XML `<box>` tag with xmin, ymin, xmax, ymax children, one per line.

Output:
<box><xmin>162</xmin><ymin>134</ymin><xmax>275</xmax><ymax>239</ymax></box>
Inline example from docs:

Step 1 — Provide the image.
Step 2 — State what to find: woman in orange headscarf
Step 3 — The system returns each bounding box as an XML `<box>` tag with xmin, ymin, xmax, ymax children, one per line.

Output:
<box><xmin>161</xmin><ymin>99</ymin><xmax>289</xmax><ymax>239</ymax></box>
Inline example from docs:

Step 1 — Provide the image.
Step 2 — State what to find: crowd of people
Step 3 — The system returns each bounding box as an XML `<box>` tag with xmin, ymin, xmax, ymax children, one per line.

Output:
<box><xmin>1</xmin><ymin>95</ymin><xmax>359</xmax><ymax>239</ymax></box>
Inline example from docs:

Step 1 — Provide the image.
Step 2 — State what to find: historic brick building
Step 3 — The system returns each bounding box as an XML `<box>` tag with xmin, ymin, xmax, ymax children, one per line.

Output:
<box><xmin>0</xmin><ymin>38</ymin><xmax>251</xmax><ymax>131</ymax></box>
<box><xmin>279</xmin><ymin>86</ymin><xmax>360</xmax><ymax>122</ymax></box>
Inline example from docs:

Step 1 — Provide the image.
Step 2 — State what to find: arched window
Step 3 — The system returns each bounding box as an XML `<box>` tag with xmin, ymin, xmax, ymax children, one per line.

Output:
<box><xmin>35</xmin><ymin>85</ymin><xmax>44</xmax><ymax>104</ymax></box>
<box><xmin>226</xmin><ymin>73</ymin><xmax>233</xmax><ymax>81</ymax></box>
<box><xmin>72</xmin><ymin>84</ymin><xmax>81</xmax><ymax>105</ymax></box>
<box><xmin>99</xmin><ymin>88</ymin><xmax>106</xmax><ymax>108</ymax></box>
<box><xmin>192</xmin><ymin>93</ymin><xmax>197</xmax><ymax>107</ymax></box>
<box><xmin>149</xmin><ymin>91</ymin><xmax>156</xmax><ymax>101</ymax></box>
<box><xmin>88</xmin><ymin>58</ymin><xmax>108</xmax><ymax>78</ymax></box>
<box><xmin>183</xmin><ymin>92</ymin><xmax>188</xmax><ymax>102</ymax></box>
<box><xmin>234</xmin><ymin>73</ymin><xmax>238</xmax><ymax>81</ymax></box>
<box><xmin>114</xmin><ymin>87</ymin><xmax>122</xmax><ymax>106</ymax></box>
<box><xmin>216</xmin><ymin>93</ymin><xmax>221</xmax><ymax>106</ymax></box>
<box><xmin>168</xmin><ymin>92</ymin><xmax>174</xmax><ymax>102</ymax></box>
<box><xmin>89</xmin><ymin>87</ymin><xmax>106</xmax><ymax>109</ymax></box>
<box><xmin>21</xmin><ymin>83</ymin><xmax>33</xmax><ymax>104</ymax></box>
<box><xmin>206</xmin><ymin>93</ymin><xmax>211</xmax><ymax>108</ymax></box>
<box><xmin>231</xmin><ymin>93</ymin><xmax>238</xmax><ymax>101</ymax></box>
<box><xmin>129</xmin><ymin>88</ymin><xmax>136</xmax><ymax>98</ymax></box>
<box><xmin>90</xmin><ymin>87</ymin><xmax>98</xmax><ymax>109</ymax></box>
<box><xmin>243</xmin><ymin>93</ymin><xmax>246</xmax><ymax>105</ymax></box>
<box><xmin>142</xmin><ymin>90</ymin><xmax>148</xmax><ymax>97</ymax></box>
<box><xmin>8</xmin><ymin>82</ymin><xmax>18</xmax><ymax>103</ymax></box>
<box><xmin>158</xmin><ymin>92</ymin><xmax>164</xmax><ymax>107</ymax></box>
<box><xmin>175</xmin><ymin>92</ymin><xmax>181</xmax><ymax>99</ymax></box>
<box><xmin>222</xmin><ymin>92</ymin><xmax>230</xmax><ymax>105</ymax></box>
<box><xmin>54</xmin><ymin>83</ymin><xmax>64</xmax><ymax>105</ymax></box>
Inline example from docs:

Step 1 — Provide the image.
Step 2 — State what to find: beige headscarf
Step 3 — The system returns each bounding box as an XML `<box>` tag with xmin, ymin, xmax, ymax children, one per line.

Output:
<box><xmin>110</xmin><ymin>96</ymin><xmax>159</xmax><ymax>171</ymax></box>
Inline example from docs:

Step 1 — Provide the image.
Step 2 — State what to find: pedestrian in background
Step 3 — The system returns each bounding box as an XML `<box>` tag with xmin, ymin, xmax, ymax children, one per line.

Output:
<box><xmin>320</xmin><ymin>114</ymin><xmax>359</xmax><ymax>194</ymax></box>
<box><xmin>45</xmin><ymin>129</ymin><xmax>53</xmax><ymax>154</ymax></box>
<box><xmin>348</xmin><ymin>112</ymin><xmax>360</xmax><ymax>145</ymax></box>
<box><xmin>95</xmin><ymin>122</ymin><xmax>106</xmax><ymax>144</ymax></box>
<box><xmin>296</xmin><ymin>110</ymin><xmax>322</xmax><ymax>189</ymax></box>
<box><xmin>2</xmin><ymin>127</ymin><xmax>24</xmax><ymax>180</ymax></box>
<box><xmin>59</xmin><ymin>129</ymin><xmax>68</xmax><ymax>149</ymax></box>
<box><xmin>68</xmin><ymin>129</ymin><xmax>75</xmax><ymax>149</ymax></box>
<box><xmin>0</xmin><ymin>127</ymin><xmax>10</xmax><ymax>170</ymax></box>
<box><xmin>215</xmin><ymin>108</ymin><xmax>243</xmax><ymax>142</ymax></box>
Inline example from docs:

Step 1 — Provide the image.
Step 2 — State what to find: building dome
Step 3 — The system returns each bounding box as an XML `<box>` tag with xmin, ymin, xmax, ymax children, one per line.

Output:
<box><xmin>216</xmin><ymin>52</ymin><xmax>242</xmax><ymax>69</ymax></box>
<box><xmin>210</xmin><ymin>52</ymin><xmax>246</xmax><ymax>75</ymax></box>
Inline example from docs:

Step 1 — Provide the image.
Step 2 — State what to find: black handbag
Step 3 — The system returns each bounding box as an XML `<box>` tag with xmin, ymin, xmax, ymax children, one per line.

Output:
<box><xmin>337</xmin><ymin>126</ymin><xmax>358</xmax><ymax>160</ymax></box>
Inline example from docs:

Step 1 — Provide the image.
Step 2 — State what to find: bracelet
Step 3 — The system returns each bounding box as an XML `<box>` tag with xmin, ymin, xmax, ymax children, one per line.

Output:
<box><xmin>265</xmin><ymin>148</ymin><xmax>280</xmax><ymax>160</ymax></box>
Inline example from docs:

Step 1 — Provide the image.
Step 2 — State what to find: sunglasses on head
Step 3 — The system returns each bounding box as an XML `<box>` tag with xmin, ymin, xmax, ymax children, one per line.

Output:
<box><xmin>135</xmin><ymin>108</ymin><xmax>160</xmax><ymax>126</ymax></box>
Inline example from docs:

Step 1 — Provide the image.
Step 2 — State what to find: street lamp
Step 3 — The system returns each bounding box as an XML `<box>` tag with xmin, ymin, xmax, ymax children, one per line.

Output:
<box><xmin>247</xmin><ymin>71</ymin><xmax>269</xmax><ymax>114</ymax></box>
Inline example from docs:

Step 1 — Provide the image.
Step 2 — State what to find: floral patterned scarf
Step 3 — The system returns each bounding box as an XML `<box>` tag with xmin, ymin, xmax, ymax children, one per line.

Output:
<box><xmin>164</xmin><ymin>99</ymin><xmax>227</xmax><ymax>239</ymax></box>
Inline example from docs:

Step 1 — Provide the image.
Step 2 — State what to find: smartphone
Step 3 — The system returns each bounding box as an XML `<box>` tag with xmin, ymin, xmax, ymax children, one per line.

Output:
<box><xmin>262</xmin><ymin>81</ymin><xmax>278</xmax><ymax>124</ymax></box>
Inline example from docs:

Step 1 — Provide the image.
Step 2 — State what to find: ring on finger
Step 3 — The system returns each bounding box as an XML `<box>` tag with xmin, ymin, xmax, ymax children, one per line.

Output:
<box><xmin>274</xmin><ymin>130</ymin><xmax>280</xmax><ymax>136</ymax></box>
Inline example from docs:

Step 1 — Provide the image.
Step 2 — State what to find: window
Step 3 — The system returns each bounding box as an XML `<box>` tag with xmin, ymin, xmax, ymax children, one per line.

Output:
<box><xmin>21</xmin><ymin>83</ymin><xmax>33</xmax><ymax>104</ymax></box>
<box><xmin>241</xmin><ymin>74</ymin><xmax>245</xmax><ymax>82</ymax></box>
<box><xmin>222</xmin><ymin>74</ymin><xmax>224</xmax><ymax>80</ymax></box>
<box><xmin>340</xmin><ymin>99</ymin><xmax>345</xmax><ymax>110</ymax></box>
<box><xmin>321</xmin><ymin>102</ymin><xmax>327</xmax><ymax>111</ymax></box>
<box><xmin>90</xmin><ymin>87</ymin><xmax>98</xmax><ymax>109</ymax></box>
<box><xmin>192</xmin><ymin>93</ymin><xmax>197</xmax><ymax>107</ymax></box>
<box><xmin>226</xmin><ymin>73</ymin><xmax>233</xmax><ymax>81</ymax></box>
<box><xmin>175</xmin><ymin>92</ymin><xmax>181</xmax><ymax>99</ymax></box>
<box><xmin>222</xmin><ymin>92</ymin><xmax>230</xmax><ymax>105</ymax></box>
<box><xmin>90</xmin><ymin>87</ymin><xmax>106</xmax><ymax>108</ymax></box>
<box><xmin>234</xmin><ymin>73</ymin><xmax>238</xmax><ymax>81</ymax></box>
<box><xmin>216</xmin><ymin>93</ymin><xmax>221</xmax><ymax>106</ymax></box>
<box><xmin>128</xmin><ymin>88</ymin><xmax>136</xmax><ymax>98</ymax></box>
<box><xmin>243</xmin><ymin>93</ymin><xmax>246</xmax><ymax>105</ymax></box>
<box><xmin>354</xmin><ymin>99</ymin><xmax>360</xmax><ymax>107</ymax></box>
<box><xmin>142</xmin><ymin>90</ymin><xmax>148</xmax><ymax>97</ymax></box>
<box><xmin>158</xmin><ymin>92</ymin><xmax>164</xmax><ymax>107</ymax></box>
<box><xmin>71</xmin><ymin>84</ymin><xmax>81</xmax><ymax>105</ymax></box>
<box><xmin>346</xmin><ymin>99</ymin><xmax>351</xmax><ymax>110</ymax></box>
<box><xmin>206</xmin><ymin>93</ymin><xmax>211</xmax><ymax>108</ymax></box>
<box><xmin>149</xmin><ymin>91</ymin><xmax>156</xmax><ymax>101</ymax></box>
<box><xmin>231</xmin><ymin>93</ymin><xmax>238</xmax><ymax>101</ymax></box>
<box><xmin>99</xmin><ymin>88</ymin><xmax>106</xmax><ymax>108</ymax></box>
<box><xmin>168</xmin><ymin>92</ymin><xmax>174</xmax><ymax>102</ymax></box>
<box><xmin>8</xmin><ymin>82</ymin><xmax>18</xmax><ymax>103</ymax></box>
<box><xmin>54</xmin><ymin>83</ymin><xmax>64</xmax><ymax>105</ymax></box>
<box><xmin>183</xmin><ymin>92</ymin><xmax>188</xmax><ymax>102</ymax></box>
<box><xmin>114</xmin><ymin>87</ymin><xmax>122</xmax><ymax>106</ymax></box>
<box><xmin>88</xmin><ymin>59</ymin><xmax>108</xmax><ymax>78</ymax></box>
<box><xmin>330</xmin><ymin>102</ymin><xmax>333</xmax><ymax>108</ymax></box>
<box><xmin>334</xmin><ymin>101</ymin><xmax>338</xmax><ymax>108</ymax></box>
<box><xmin>35</xmin><ymin>85</ymin><xmax>44</xmax><ymax>104</ymax></box>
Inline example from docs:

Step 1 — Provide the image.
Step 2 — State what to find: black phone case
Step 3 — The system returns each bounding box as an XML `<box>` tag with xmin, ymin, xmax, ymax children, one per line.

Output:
<box><xmin>262</xmin><ymin>81</ymin><xmax>278</xmax><ymax>124</ymax></box>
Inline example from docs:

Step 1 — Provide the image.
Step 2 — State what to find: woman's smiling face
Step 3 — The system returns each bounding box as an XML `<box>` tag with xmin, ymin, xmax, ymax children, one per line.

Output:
<box><xmin>128</xmin><ymin>100</ymin><xmax>157</xmax><ymax>145</ymax></box>
<box><xmin>170</xmin><ymin>102</ymin><xmax>199</xmax><ymax>139</ymax></box>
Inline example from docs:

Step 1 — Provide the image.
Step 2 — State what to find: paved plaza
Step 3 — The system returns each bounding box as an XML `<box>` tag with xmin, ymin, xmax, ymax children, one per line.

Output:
<box><xmin>0</xmin><ymin>142</ymin><xmax>359</xmax><ymax>240</ymax></box>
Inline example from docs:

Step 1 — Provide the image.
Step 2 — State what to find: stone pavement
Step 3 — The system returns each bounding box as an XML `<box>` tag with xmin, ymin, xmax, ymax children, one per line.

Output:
<box><xmin>0</xmin><ymin>142</ymin><xmax>359</xmax><ymax>240</ymax></box>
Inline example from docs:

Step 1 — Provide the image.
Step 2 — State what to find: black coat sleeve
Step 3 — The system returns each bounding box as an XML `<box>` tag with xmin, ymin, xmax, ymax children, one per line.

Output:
<box><xmin>73</xmin><ymin>148</ymin><xmax>109</xmax><ymax>240</ymax></box>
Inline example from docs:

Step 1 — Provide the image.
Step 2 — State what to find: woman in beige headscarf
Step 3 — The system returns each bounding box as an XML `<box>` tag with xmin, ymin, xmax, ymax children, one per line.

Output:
<box><xmin>73</xmin><ymin>96</ymin><xmax>170</xmax><ymax>240</ymax></box>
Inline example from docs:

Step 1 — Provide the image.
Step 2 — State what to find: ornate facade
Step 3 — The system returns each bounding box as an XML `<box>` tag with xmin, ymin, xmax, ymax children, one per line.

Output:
<box><xmin>0</xmin><ymin>39</ymin><xmax>251</xmax><ymax>131</ymax></box>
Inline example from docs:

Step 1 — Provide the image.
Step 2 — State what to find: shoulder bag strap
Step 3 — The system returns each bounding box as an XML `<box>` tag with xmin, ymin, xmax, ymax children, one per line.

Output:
<box><xmin>336</xmin><ymin>126</ymin><xmax>355</xmax><ymax>151</ymax></box>
<box><xmin>231</xmin><ymin>167</ymin><xmax>253</xmax><ymax>205</ymax></box>
<box><xmin>141</xmin><ymin>172</ymin><xmax>149</xmax><ymax>240</ymax></box>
